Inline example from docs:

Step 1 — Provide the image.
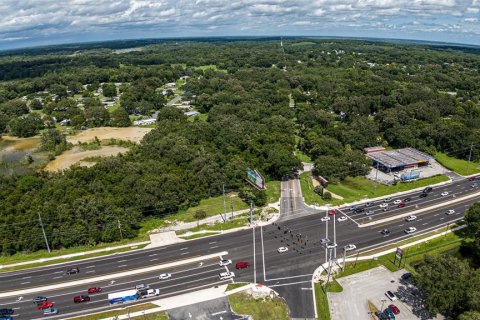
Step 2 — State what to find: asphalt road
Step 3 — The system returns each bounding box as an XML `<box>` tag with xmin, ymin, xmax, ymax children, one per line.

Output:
<box><xmin>0</xmin><ymin>176</ymin><xmax>478</xmax><ymax>319</ymax></box>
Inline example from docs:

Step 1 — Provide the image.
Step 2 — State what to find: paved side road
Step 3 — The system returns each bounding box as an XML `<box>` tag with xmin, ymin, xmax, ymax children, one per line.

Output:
<box><xmin>168</xmin><ymin>297</ymin><xmax>245</xmax><ymax>320</ymax></box>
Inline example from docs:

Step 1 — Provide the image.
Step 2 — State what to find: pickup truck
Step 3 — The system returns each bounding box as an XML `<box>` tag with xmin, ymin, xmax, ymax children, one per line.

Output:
<box><xmin>138</xmin><ymin>289</ymin><xmax>160</xmax><ymax>298</ymax></box>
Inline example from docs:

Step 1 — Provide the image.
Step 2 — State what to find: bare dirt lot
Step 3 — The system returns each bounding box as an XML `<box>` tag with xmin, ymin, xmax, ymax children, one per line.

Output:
<box><xmin>67</xmin><ymin>127</ymin><xmax>152</xmax><ymax>144</ymax></box>
<box><xmin>44</xmin><ymin>146</ymin><xmax>129</xmax><ymax>172</ymax></box>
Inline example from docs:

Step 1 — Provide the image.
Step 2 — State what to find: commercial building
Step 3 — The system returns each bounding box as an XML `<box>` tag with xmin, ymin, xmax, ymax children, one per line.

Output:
<box><xmin>365</xmin><ymin>147</ymin><xmax>432</xmax><ymax>173</ymax></box>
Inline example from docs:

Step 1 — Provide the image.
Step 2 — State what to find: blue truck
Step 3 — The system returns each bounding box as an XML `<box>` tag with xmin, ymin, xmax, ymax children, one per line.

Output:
<box><xmin>108</xmin><ymin>290</ymin><xmax>139</xmax><ymax>304</ymax></box>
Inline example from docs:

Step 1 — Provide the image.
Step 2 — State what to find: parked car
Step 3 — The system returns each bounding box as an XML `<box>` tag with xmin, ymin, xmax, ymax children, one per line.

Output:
<box><xmin>354</xmin><ymin>207</ymin><xmax>365</xmax><ymax>213</ymax></box>
<box><xmin>471</xmin><ymin>183</ymin><xmax>478</xmax><ymax>188</ymax></box>
<box><xmin>384</xmin><ymin>307</ymin><xmax>396</xmax><ymax>319</ymax></box>
<box><xmin>235</xmin><ymin>261</ymin><xmax>250</xmax><ymax>269</ymax></box>
<box><xmin>365</xmin><ymin>202</ymin><xmax>373</xmax><ymax>207</ymax></box>
<box><xmin>405</xmin><ymin>215</ymin><xmax>417</xmax><ymax>222</ymax></box>
<box><xmin>43</xmin><ymin>308</ymin><xmax>58</xmax><ymax>316</ymax></box>
<box><xmin>337</xmin><ymin>216</ymin><xmax>348</xmax><ymax>222</ymax></box>
<box><xmin>73</xmin><ymin>295</ymin><xmax>90</xmax><ymax>303</ymax></box>
<box><xmin>37</xmin><ymin>301</ymin><xmax>54</xmax><ymax>310</ymax></box>
<box><xmin>441</xmin><ymin>191</ymin><xmax>449</xmax><ymax>196</ymax></box>
<box><xmin>219</xmin><ymin>272</ymin><xmax>235</xmax><ymax>280</ymax></box>
<box><xmin>397</xmin><ymin>203</ymin><xmax>406</xmax><ymax>208</ymax></box>
<box><xmin>383</xmin><ymin>198</ymin><xmax>393</xmax><ymax>202</ymax></box>
<box><xmin>446</xmin><ymin>209</ymin><xmax>455</xmax><ymax>215</ymax></box>
<box><xmin>219</xmin><ymin>259</ymin><xmax>232</xmax><ymax>266</ymax></box>
<box><xmin>87</xmin><ymin>287</ymin><xmax>102</xmax><ymax>294</ymax></box>
<box><xmin>385</xmin><ymin>290</ymin><xmax>397</xmax><ymax>301</ymax></box>
<box><xmin>327</xmin><ymin>210</ymin><xmax>337</xmax><ymax>215</ymax></box>
<box><xmin>66</xmin><ymin>267</ymin><xmax>80</xmax><ymax>275</ymax></box>
<box><xmin>405</xmin><ymin>227</ymin><xmax>417</xmax><ymax>234</ymax></box>
<box><xmin>32</xmin><ymin>296</ymin><xmax>48</xmax><ymax>304</ymax></box>
<box><xmin>158</xmin><ymin>273</ymin><xmax>172</xmax><ymax>280</ymax></box>
<box><xmin>401</xmin><ymin>272</ymin><xmax>412</xmax><ymax>280</ymax></box>
<box><xmin>0</xmin><ymin>309</ymin><xmax>13</xmax><ymax>316</ymax></box>
<box><xmin>321</xmin><ymin>216</ymin><xmax>330</xmax><ymax>222</ymax></box>
<box><xmin>277</xmin><ymin>247</ymin><xmax>288</xmax><ymax>253</ymax></box>
<box><xmin>349</xmin><ymin>206</ymin><xmax>358</xmax><ymax>211</ymax></box>
<box><xmin>388</xmin><ymin>304</ymin><xmax>400</xmax><ymax>314</ymax></box>
<box><xmin>468</xmin><ymin>176</ymin><xmax>477</xmax><ymax>181</ymax></box>
<box><xmin>380</xmin><ymin>228</ymin><xmax>390</xmax><ymax>235</ymax></box>
<box><xmin>344</xmin><ymin>244</ymin><xmax>356</xmax><ymax>251</ymax></box>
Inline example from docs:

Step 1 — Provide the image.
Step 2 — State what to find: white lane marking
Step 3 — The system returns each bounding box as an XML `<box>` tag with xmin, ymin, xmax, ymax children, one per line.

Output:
<box><xmin>117</xmin><ymin>264</ymin><xmax>127</xmax><ymax>268</ymax></box>
<box><xmin>211</xmin><ymin>310</ymin><xmax>227</xmax><ymax>316</ymax></box>
<box><xmin>149</xmin><ymin>254</ymin><xmax>158</xmax><ymax>257</ymax></box>
<box><xmin>53</xmin><ymin>276</ymin><xmax>63</xmax><ymax>279</ymax></box>
<box><xmin>150</xmin><ymin>258</ymin><xmax>159</xmax><ymax>262</ymax></box>
<box><xmin>85</xmin><ymin>265</ymin><xmax>95</xmax><ymax>269</ymax></box>
<box><xmin>210</xmin><ymin>246</ymin><xmax>219</xmax><ymax>249</ymax></box>
<box><xmin>440</xmin><ymin>217</ymin><xmax>445</xmax><ymax>220</ymax></box>
<box><xmin>21</xmin><ymin>276</ymin><xmax>31</xmax><ymax>279</ymax></box>
<box><xmin>434</xmin><ymin>214</ymin><xmax>440</xmax><ymax>216</ymax></box>
<box><xmin>180</xmin><ymin>252</ymin><xmax>189</xmax><ymax>255</ymax></box>
<box><xmin>20</xmin><ymin>282</ymin><xmax>30</xmax><ymax>285</ymax></box>
<box><xmin>301</xmin><ymin>287</ymin><xmax>313</xmax><ymax>290</ymax></box>
<box><xmin>261</xmin><ymin>226</ymin><xmax>266</xmax><ymax>282</ymax></box>
<box><xmin>267</xmin><ymin>274</ymin><xmax>313</xmax><ymax>281</ymax></box>
<box><xmin>180</xmin><ymin>247</ymin><xmax>188</xmax><ymax>251</ymax></box>
<box><xmin>422</xmin><ymin>223</ymin><xmax>428</xmax><ymax>226</ymax></box>
<box><xmin>269</xmin><ymin>280</ymin><xmax>312</xmax><ymax>288</ymax></box>
<box><xmin>399</xmin><ymin>224</ymin><xmax>404</xmax><ymax>227</ymax></box>
<box><xmin>54</xmin><ymin>271</ymin><xmax>63</xmax><ymax>274</ymax></box>
<box><xmin>209</xmin><ymin>241</ymin><xmax>217</xmax><ymax>244</ymax></box>
<box><xmin>117</xmin><ymin>260</ymin><xmax>127</xmax><ymax>263</ymax></box>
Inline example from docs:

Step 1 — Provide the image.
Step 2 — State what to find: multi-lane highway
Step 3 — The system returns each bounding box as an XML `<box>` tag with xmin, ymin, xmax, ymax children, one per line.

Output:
<box><xmin>0</xmin><ymin>176</ymin><xmax>478</xmax><ymax>319</ymax></box>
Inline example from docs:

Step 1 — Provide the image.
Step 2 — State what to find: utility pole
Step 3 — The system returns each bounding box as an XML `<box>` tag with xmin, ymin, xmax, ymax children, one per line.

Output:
<box><xmin>230</xmin><ymin>198</ymin><xmax>234</xmax><ymax>220</ymax></box>
<box><xmin>249</xmin><ymin>201</ymin><xmax>253</xmax><ymax>225</ymax></box>
<box><xmin>325</xmin><ymin>210</ymin><xmax>329</xmax><ymax>264</ymax></box>
<box><xmin>342</xmin><ymin>247</ymin><xmax>346</xmax><ymax>271</ymax></box>
<box><xmin>466</xmin><ymin>143</ymin><xmax>474</xmax><ymax>176</ymax></box>
<box><xmin>325</xmin><ymin>247</ymin><xmax>334</xmax><ymax>289</ymax></box>
<box><xmin>38</xmin><ymin>213</ymin><xmax>51</xmax><ymax>253</ymax></box>
<box><xmin>222</xmin><ymin>185</ymin><xmax>227</xmax><ymax>223</ymax></box>
<box><xmin>117</xmin><ymin>219</ymin><xmax>124</xmax><ymax>240</ymax></box>
<box><xmin>373</xmin><ymin>162</ymin><xmax>379</xmax><ymax>194</ymax></box>
<box><xmin>333</xmin><ymin>209</ymin><xmax>337</xmax><ymax>258</ymax></box>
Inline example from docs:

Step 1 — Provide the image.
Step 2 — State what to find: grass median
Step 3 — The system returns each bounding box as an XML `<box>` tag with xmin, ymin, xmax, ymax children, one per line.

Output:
<box><xmin>228</xmin><ymin>291</ymin><xmax>289</xmax><ymax>320</ymax></box>
<box><xmin>67</xmin><ymin>303</ymin><xmax>166</xmax><ymax>320</ymax></box>
<box><xmin>435</xmin><ymin>152</ymin><xmax>480</xmax><ymax>176</ymax></box>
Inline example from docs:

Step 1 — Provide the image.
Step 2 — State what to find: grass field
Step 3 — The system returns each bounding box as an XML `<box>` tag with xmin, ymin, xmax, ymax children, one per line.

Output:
<box><xmin>266</xmin><ymin>180</ymin><xmax>281</xmax><ymax>203</ymax></box>
<box><xmin>228</xmin><ymin>292</ymin><xmax>290</xmax><ymax>320</ymax></box>
<box><xmin>295</xmin><ymin>150</ymin><xmax>312</xmax><ymax>162</ymax></box>
<box><xmin>194</xmin><ymin>64</ymin><xmax>227</xmax><ymax>73</ymax></box>
<box><xmin>187</xmin><ymin>113</ymin><xmax>208</xmax><ymax>122</ymax></box>
<box><xmin>299</xmin><ymin>172</ymin><xmax>449</xmax><ymax>206</ymax></box>
<box><xmin>68</xmin><ymin>304</ymin><xmax>166</xmax><ymax>320</ymax></box>
<box><xmin>435</xmin><ymin>152</ymin><xmax>480</xmax><ymax>176</ymax></box>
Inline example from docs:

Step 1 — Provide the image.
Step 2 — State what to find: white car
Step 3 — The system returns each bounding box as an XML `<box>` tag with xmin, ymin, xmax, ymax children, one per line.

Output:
<box><xmin>441</xmin><ymin>191</ymin><xmax>449</xmax><ymax>196</ymax></box>
<box><xmin>405</xmin><ymin>227</ymin><xmax>417</xmax><ymax>234</ymax></box>
<box><xmin>326</xmin><ymin>242</ymin><xmax>337</xmax><ymax>249</ymax></box>
<box><xmin>321</xmin><ymin>216</ymin><xmax>330</xmax><ymax>222</ymax></box>
<box><xmin>344</xmin><ymin>244</ymin><xmax>356</xmax><ymax>251</ymax></box>
<box><xmin>472</xmin><ymin>183</ymin><xmax>478</xmax><ymax>188</ymax></box>
<box><xmin>446</xmin><ymin>209</ymin><xmax>455</xmax><ymax>215</ymax></box>
<box><xmin>393</xmin><ymin>200</ymin><xmax>402</xmax><ymax>205</ymax></box>
<box><xmin>219</xmin><ymin>271</ymin><xmax>235</xmax><ymax>280</ymax></box>
<box><xmin>320</xmin><ymin>238</ymin><xmax>330</xmax><ymax>244</ymax></box>
<box><xmin>379</xmin><ymin>203</ymin><xmax>388</xmax><ymax>208</ymax></box>
<box><xmin>277</xmin><ymin>247</ymin><xmax>289</xmax><ymax>253</ymax></box>
<box><xmin>337</xmin><ymin>216</ymin><xmax>348</xmax><ymax>222</ymax></box>
<box><xmin>405</xmin><ymin>215</ymin><xmax>417</xmax><ymax>222</ymax></box>
<box><xmin>219</xmin><ymin>259</ymin><xmax>232</xmax><ymax>267</ymax></box>
<box><xmin>158</xmin><ymin>273</ymin><xmax>172</xmax><ymax>280</ymax></box>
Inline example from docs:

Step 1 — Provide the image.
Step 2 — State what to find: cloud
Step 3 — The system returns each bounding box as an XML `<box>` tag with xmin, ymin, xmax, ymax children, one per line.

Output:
<box><xmin>0</xmin><ymin>0</ymin><xmax>479</xmax><ymax>50</ymax></box>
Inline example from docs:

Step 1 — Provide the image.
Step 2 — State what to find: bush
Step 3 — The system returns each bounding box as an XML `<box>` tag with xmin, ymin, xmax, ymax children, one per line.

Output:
<box><xmin>322</xmin><ymin>192</ymin><xmax>332</xmax><ymax>200</ymax></box>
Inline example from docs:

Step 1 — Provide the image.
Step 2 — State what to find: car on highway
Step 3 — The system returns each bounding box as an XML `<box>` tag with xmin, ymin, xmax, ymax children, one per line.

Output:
<box><xmin>0</xmin><ymin>317</ymin><xmax>12</xmax><ymax>320</ymax></box>
<box><xmin>380</xmin><ymin>228</ymin><xmax>390</xmax><ymax>235</ymax></box>
<box><xmin>219</xmin><ymin>271</ymin><xmax>235</xmax><ymax>280</ymax></box>
<box><xmin>0</xmin><ymin>309</ymin><xmax>13</xmax><ymax>316</ymax></box>
<box><xmin>320</xmin><ymin>238</ymin><xmax>330</xmax><ymax>244</ymax></box>
<box><xmin>472</xmin><ymin>183</ymin><xmax>478</xmax><ymax>188</ymax></box>
<box><xmin>349</xmin><ymin>206</ymin><xmax>358</xmax><ymax>211</ymax></box>
<box><xmin>235</xmin><ymin>261</ymin><xmax>250</xmax><ymax>269</ymax></box>
<box><xmin>468</xmin><ymin>176</ymin><xmax>478</xmax><ymax>181</ymax></box>
<box><xmin>326</xmin><ymin>242</ymin><xmax>337</xmax><ymax>249</ymax></box>
<box><xmin>37</xmin><ymin>301</ymin><xmax>54</xmax><ymax>310</ymax></box>
<box><xmin>365</xmin><ymin>202</ymin><xmax>373</xmax><ymax>207</ymax></box>
<box><xmin>32</xmin><ymin>296</ymin><xmax>48</xmax><ymax>304</ymax></box>
<box><xmin>405</xmin><ymin>215</ymin><xmax>417</xmax><ymax>222</ymax></box>
<box><xmin>379</xmin><ymin>203</ymin><xmax>388</xmax><ymax>208</ymax></box>
<box><xmin>365</xmin><ymin>210</ymin><xmax>375</xmax><ymax>216</ymax></box>
<box><xmin>419</xmin><ymin>193</ymin><xmax>428</xmax><ymax>198</ymax></box>
<box><xmin>159</xmin><ymin>273</ymin><xmax>172</xmax><ymax>280</ymax></box>
<box><xmin>441</xmin><ymin>191</ymin><xmax>449</xmax><ymax>196</ymax></box>
<box><xmin>43</xmin><ymin>308</ymin><xmax>58</xmax><ymax>316</ymax></box>
<box><xmin>385</xmin><ymin>290</ymin><xmax>397</xmax><ymax>301</ymax></box>
<box><xmin>321</xmin><ymin>216</ymin><xmax>330</xmax><ymax>222</ymax></box>
<box><xmin>277</xmin><ymin>247</ymin><xmax>289</xmax><ymax>253</ymax></box>
<box><xmin>397</xmin><ymin>203</ymin><xmax>406</xmax><ymax>208</ymax></box>
<box><xmin>327</xmin><ymin>210</ymin><xmax>336</xmax><ymax>215</ymax></box>
<box><xmin>337</xmin><ymin>216</ymin><xmax>348</xmax><ymax>222</ymax></box>
<box><xmin>344</xmin><ymin>244</ymin><xmax>356</xmax><ymax>251</ymax></box>
<box><xmin>403</xmin><ymin>197</ymin><xmax>412</xmax><ymax>202</ymax></box>
<box><xmin>354</xmin><ymin>207</ymin><xmax>365</xmax><ymax>213</ymax></box>
<box><xmin>393</xmin><ymin>200</ymin><xmax>402</xmax><ymax>205</ymax></box>
<box><xmin>383</xmin><ymin>197</ymin><xmax>393</xmax><ymax>202</ymax></box>
<box><xmin>66</xmin><ymin>267</ymin><xmax>80</xmax><ymax>275</ymax></box>
<box><xmin>138</xmin><ymin>289</ymin><xmax>160</xmax><ymax>298</ymax></box>
<box><xmin>423</xmin><ymin>186</ymin><xmax>433</xmax><ymax>193</ymax></box>
<box><xmin>87</xmin><ymin>287</ymin><xmax>102</xmax><ymax>294</ymax></box>
<box><xmin>405</xmin><ymin>227</ymin><xmax>417</xmax><ymax>234</ymax></box>
<box><xmin>446</xmin><ymin>209</ymin><xmax>455</xmax><ymax>215</ymax></box>
<box><xmin>388</xmin><ymin>304</ymin><xmax>400</xmax><ymax>315</ymax></box>
<box><xmin>73</xmin><ymin>295</ymin><xmax>90</xmax><ymax>303</ymax></box>
<box><xmin>219</xmin><ymin>259</ymin><xmax>232</xmax><ymax>266</ymax></box>
<box><xmin>135</xmin><ymin>284</ymin><xmax>150</xmax><ymax>290</ymax></box>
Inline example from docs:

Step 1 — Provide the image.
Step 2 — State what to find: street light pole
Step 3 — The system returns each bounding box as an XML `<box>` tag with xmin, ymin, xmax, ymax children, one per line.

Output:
<box><xmin>325</xmin><ymin>210</ymin><xmax>329</xmax><ymax>264</ymax></box>
<box><xmin>333</xmin><ymin>209</ymin><xmax>337</xmax><ymax>258</ymax></box>
<box><xmin>380</xmin><ymin>299</ymin><xmax>387</xmax><ymax>312</ymax></box>
<box><xmin>38</xmin><ymin>212</ymin><xmax>51</xmax><ymax>253</ymax></box>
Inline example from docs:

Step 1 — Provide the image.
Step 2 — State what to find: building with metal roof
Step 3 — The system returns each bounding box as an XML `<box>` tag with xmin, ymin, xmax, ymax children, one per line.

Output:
<box><xmin>366</xmin><ymin>147</ymin><xmax>432</xmax><ymax>173</ymax></box>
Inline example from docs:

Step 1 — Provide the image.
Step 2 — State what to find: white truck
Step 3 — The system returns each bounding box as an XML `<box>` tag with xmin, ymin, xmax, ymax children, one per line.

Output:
<box><xmin>138</xmin><ymin>288</ymin><xmax>160</xmax><ymax>298</ymax></box>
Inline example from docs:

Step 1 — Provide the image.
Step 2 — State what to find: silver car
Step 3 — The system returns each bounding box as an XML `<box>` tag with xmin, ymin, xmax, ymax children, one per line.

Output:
<box><xmin>43</xmin><ymin>308</ymin><xmax>58</xmax><ymax>316</ymax></box>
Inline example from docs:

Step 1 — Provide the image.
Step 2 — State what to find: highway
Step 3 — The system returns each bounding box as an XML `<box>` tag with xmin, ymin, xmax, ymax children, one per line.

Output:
<box><xmin>0</xmin><ymin>176</ymin><xmax>478</xmax><ymax>319</ymax></box>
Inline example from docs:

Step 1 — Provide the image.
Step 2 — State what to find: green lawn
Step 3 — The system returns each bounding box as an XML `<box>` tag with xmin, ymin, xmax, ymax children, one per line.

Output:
<box><xmin>68</xmin><ymin>304</ymin><xmax>165</xmax><ymax>320</ymax></box>
<box><xmin>187</xmin><ymin>113</ymin><xmax>208</xmax><ymax>122</ymax></box>
<box><xmin>228</xmin><ymin>292</ymin><xmax>290</xmax><ymax>320</ymax></box>
<box><xmin>299</xmin><ymin>172</ymin><xmax>449</xmax><ymax>206</ymax></box>
<box><xmin>265</xmin><ymin>180</ymin><xmax>281</xmax><ymax>203</ymax></box>
<box><xmin>314</xmin><ymin>283</ymin><xmax>331</xmax><ymax>320</ymax></box>
<box><xmin>194</xmin><ymin>64</ymin><xmax>227</xmax><ymax>73</ymax></box>
<box><xmin>435</xmin><ymin>152</ymin><xmax>480</xmax><ymax>176</ymax></box>
<box><xmin>176</xmin><ymin>213</ymin><xmax>253</xmax><ymax>235</ymax></box>
<box><xmin>295</xmin><ymin>150</ymin><xmax>312</xmax><ymax>162</ymax></box>
<box><xmin>226</xmin><ymin>282</ymin><xmax>248</xmax><ymax>291</ymax></box>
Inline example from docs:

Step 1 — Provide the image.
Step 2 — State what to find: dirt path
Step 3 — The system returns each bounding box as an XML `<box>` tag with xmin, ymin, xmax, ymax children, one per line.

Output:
<box><xmin>44</xmin><ymin>146</ymin><xmax>129</xmax><ymax>172</ymax></box>
<box><xmin>67</xmin><ymin>127</ymin><xmax>152</xmax><ymax>144</ymax></box>
<box><xmin>311</xmin><ymin>176</ymin><xmax>344</xmax><ymax>200</ymax></box>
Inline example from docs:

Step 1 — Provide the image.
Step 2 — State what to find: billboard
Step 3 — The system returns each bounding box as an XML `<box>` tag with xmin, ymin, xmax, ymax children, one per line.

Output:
<box><xmin>316</xmin><ymin>175</ymin><xmax>329</xmax><ymax>188</ymax></box>
<box><xmin>395</xmin><ymin>248</ymin><xmax>403</xmax><ymax>260</ymax></box>
<box><xmin>246</xmin><ymin>168</ymin><xmax>265</xmax><ymax>190</ymax></box>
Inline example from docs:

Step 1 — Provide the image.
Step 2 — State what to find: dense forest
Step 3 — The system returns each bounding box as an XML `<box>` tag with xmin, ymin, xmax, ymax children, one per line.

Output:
<box><xmin>0</xmin><ymin>39</ymin><xmax>479</xmax><ymax>258</ymax></box>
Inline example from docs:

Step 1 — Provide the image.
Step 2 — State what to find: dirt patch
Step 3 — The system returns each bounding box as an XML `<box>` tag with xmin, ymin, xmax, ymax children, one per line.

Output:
<box><xmin>67</xmin><ymin>127</ymin><xmax>152</xmax><ymax>144</ymax></box>
<box><xmin>0</xmin><ymin>136</ymin><xmax>40</xmax><ymax>151</ymax></box>
<box><xmin>44</xmin><ymin>146</ymin><xmax>129</xmax><ymax>172</ymax></box>
<box><xmin>311</xmin><ymin>176</ymin><xmax>344</xmax><ymax>200</ymax></box>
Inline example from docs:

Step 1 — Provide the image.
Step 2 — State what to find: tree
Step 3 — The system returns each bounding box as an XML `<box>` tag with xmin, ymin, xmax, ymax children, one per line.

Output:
<box><xmin>464</xmin><ymin>203</ymin><xmax>480</xmax><ymax>250</ymax></box>
<box><xmin>85</xmin><ymin>105</ymin><xmax>110</xmax><ymax>127</ymax></box>
<box><xmin>109</xmin><ymin>108</ymin><xmax>131</xmax><ymax>127</ymax></box>
<box><xmin>40</xmin><ymin>129</ymin><xmax>68</xmax><ymax>154</ymax></box>
<box><xmin>193</xmin><ymin>209</ymin><xmax>207</xmax><ymax>227</ymax></box>
<box><xmin>103</xmin><ymin>83</ymin><xmax>117</xmax><ymax>98</ymax></box>
<box><xmin>322</xmin><ymin>192</ymin><xmax>332</xmax><ymax>200</ymax></box>
<box><xmin>0</xmin><ymin>112</ymin><xmax>9</xmax><ymax>133</ymax></box>
<box><xmin>7</xmin><ymin>114</ymin><xmax>45</xmax><ymax>137</ymax></box>
<box><xmin>30</xmin><ymin>99</ymin><xmax>43</xmax><ymax>110</ymax></box>
<box><xmin>0</xmin><ymin>99</ymin><xmax>29</xmax><ymax>117</ymax></box>
<box><xmin>458</xmin><ymin>311</ymin><xmax>480</xmax><ymax>320</ymax></box>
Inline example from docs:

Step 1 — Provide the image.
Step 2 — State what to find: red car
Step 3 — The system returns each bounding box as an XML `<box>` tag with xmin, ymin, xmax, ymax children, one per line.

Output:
<box><xmin>87</xmin><ymin>287</ymin><xmax>102</xmax><ymax>294</ymax></box>
<box><xmin>235</xmin><ymin>261</ymin><xmax>250</xmax><ymax>269</ymax></box>
<box><xmin>73</xmin><ymin>295</ymin><xmax>90</xmax><ymax>303</ymax></box>
<box><xmin>388</xmin><ymin>304</ymin><xmax>400</xmax><ymax>315</ymax></box>
<box><xmin>468</xmin><ymin>176</ymin><xmax>477</xmax><ymax>181</ymax></box>
<box><xmin>398</xmin><ymin>203</ymin><xmax>406</xmax><ymax>208</ymax></box>
<box><xmin>37</xmin><ymin>301</ymin><xmax>53</xmax><ymax>310</ymax></box>
<box><xmin>327</xmin><ymin>210</ymin><xmax>337</xmax><ymax>215</ymax></box>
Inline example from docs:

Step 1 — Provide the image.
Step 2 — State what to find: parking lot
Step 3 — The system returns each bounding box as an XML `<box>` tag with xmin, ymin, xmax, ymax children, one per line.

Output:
<box><xmin>327</xmin><ymin>266</ymin><xmax>441</xmax><ymax>320</ymax></box>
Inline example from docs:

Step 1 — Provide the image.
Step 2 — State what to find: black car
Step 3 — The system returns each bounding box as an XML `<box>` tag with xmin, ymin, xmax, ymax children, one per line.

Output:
<box><xmin>419</xmin><ymin>193</ymin><xmax>428</xmax><ymax>198</ymax></box>
<box><xmin>0</xmin><ymin>309</ymin><xmax>14</xmax><ymax>315</ymax></box>
<box><xmin>380</xmin><ymin>228</ymin><xmax>390</xmax><ymax>235</ymax></box>
<box><xmin>423</xmin><ymin>186</ymin><xmax>433</xmax><ymax>193</ymax></box>
<box><xmin>401</xmin><ymin>272</ymin><xmax>412</xmax><ymax>280</ymax></box>
<box><xmin>365</xmin><ymin>202</ymin><xmax>373</xmax><ymax>207</ymax></box>
<box><xmin>403</xmin><ymin>197</ymin><xmax>412</xmax><ymax>202</ymax></box>
<box><xmin>354</xmin><ymin>207</ymin><xmax>365</xmax><ymax>213</ymax></box>
<box><xmin>66</xmin><ymin>267</ymin><xmax>80</xmax><ymax>275</ymax></box>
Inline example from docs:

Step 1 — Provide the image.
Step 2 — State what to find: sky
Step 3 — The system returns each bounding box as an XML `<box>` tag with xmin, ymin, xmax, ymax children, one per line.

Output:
<box><xmin>0</xmin><ymin>0</ymin><xmax>480</xmax><ymax>50</ymax></box>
